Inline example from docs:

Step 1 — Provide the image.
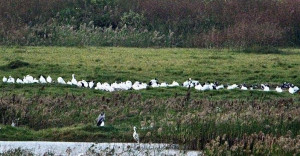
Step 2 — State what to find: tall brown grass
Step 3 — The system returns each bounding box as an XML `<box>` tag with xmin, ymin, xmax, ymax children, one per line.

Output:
<box><xmin>0</xmin><ymin>93</ymin><xmax>299</xmax><ymax>154</ymax></box>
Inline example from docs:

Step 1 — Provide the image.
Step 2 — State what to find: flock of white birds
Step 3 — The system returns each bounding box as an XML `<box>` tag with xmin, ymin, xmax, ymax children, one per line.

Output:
<box><xmin>2</xmin><ymin>74</ymin><xmax>299</xmax><ymax>94</ymax></box>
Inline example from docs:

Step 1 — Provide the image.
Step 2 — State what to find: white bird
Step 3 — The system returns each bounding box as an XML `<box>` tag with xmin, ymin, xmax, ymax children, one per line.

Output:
<box><xmin>2</xmin><ymin>76</ymin><xmax>7</xmax><ymax>83</ymax></box>
<box><xmin>216</xmin><ymin>85</ymin><xmax>224</xmax><ymax>90</ymax></box>
<box><xmin>149</xmin><ymin>78</ymin><xmax>158</xmax><ymax>85</ymax></box>
<box><xmin>132</xmin><ymin>81</ymin><xmax>142</xmax><ymax>90</ymax></box>
<box><xmin>293</xmin><ymin>85</ymin><xmax>299</xmax><ymax>92</ymax></box>
<box><xmin>95</xmin><ymin>82</ymin><xmax>102</xmax><ymax>90</ymax></box>
<box><xmin>201</xmin><ymin>83</ymin><xmax>211</xmax><ymax>91</ymax></box>
<box><xmin>16</xmin><ymin>78</ymin><xmax>23</xmax><ymax>84</ymax></box>
<box><xmin>24</xmin><ymin>75</ymin><xmax>34</xmax><ymax>83</ymax></box>
<box><xmin>33</xmin><ymin>78</ymin><xmax>39</xmax><ymax>83</ymax></box>
<box><xmin>11</xmin><ymin>121</ymin><xmax>15</xmax><ymax>127</ymax></box>
<box><xmin>261</xmin><ymin>84</ymin><xmax>270</xmax><ymax>91</ymax></box>
<box><xmin>97</xmin><ymin>82</ymin><xmax>114</xmax><ymax>92</ymax></box>
<box><xmin>77</xmin><ymin>81</ymin><xmax>83</xmax><ymax>87</ymax></box>
<box><xmin>151</xmin><ymin>82</ymin><xmax>160</xmax><ymax>88</ymax></box>
<box><xmin>133</xmin><ymin>126</ymin><xmax>139</xmax><ymax>143</ymax></box>
<box><xmin>195</xmin><ymin>84</ymin><xmax>203</xmax><ymax>90</ymax></box>
<box><xmin>82</xmin><ymin>80</ymin><xmax>88</xmax><ymax>88</ymax></box>
<box><xmin>208</xmin><ymin>83</ymin><xmax>214</xmax><ymax>90</ymax></box>
<box><xmin>120</xmin><ymin>82</ymin><xmax>131</xmax><ymax>90</ymax></box>
<box><xmin>240</xmin><ymin>84</ymin><xmax>248</xmax><ymax>90</ymax></box>
<box><xmin>289</xmin><ymin>84</ymin><xmax>299</xmax><ymax>94</ymax></box>
<box><xmin>133</xmin><ymin>82</ymin><xmax>147</xmax><ymax>90</ymax></box>
<box><xmin>227</xmin><ymin>84</ymin><xmax>238</xmax><ymax>90</ymax></box>
<box><xmin>160</xmin><ymin>82</ymin><xmax>168</xmax><ymax>87</ymax></box>
<box><xmin>125</xmin><ymin>80</ymin><xmax>132</xmax><ymax>89</ymax></box>
<box><xmin>183</xmin><ymin>78</ymin><xmax>193</xmax><ymax>88</ymax></box>
<box><xmin>67</xmin><ymin>81</ymin><xmax>72</xmax><ymax>85</ymax></box>
<box><xmin>89</xmin><ymin>81</ymin><xmax>94</xmax><ymax>88</ymax></box>
<box><xmin>289</xmin><ymin>87</ymin><xmax>296</xmax><ymax>94</ymax></box>
<box><xmin>7</xmin><ymin>76</ymin><xmax>15</xmax><ymax>83</ymax></box>
<box><xmin>191</xmin><ymin>80</ymin><xmax>200</xmax><ymax>86</ymax></box>
<box><xmin>111</xmin><ymin>82</ymin><xmax>121</xmax><ymax>91</ymax></box>
<box><xmin>275</xmin><ymin>86</ymin><xmax>283</xmax><ymax>93</ymax></box>
<box><xmin>46</xmin><ymin>76</ymin><xmax>52</xmax><ymax>83</ymax></box>
<box><xmin>57</xmin><ymin>77</ymin><xmax>66</xmax><ymax>84</ymax></box>
<box><xmin>71</xmin><ymin>74</ymin><xmax>77</xmax><ymax>85</ymax></box>
<box><xmin>39</xmin><ymin>75</ymin><xmax>47</xmax><ymax>83</ymax></box>
<box><xmin>168</xmin><ymin>81</ymin><xmax>179</xmax><ymax>87</ymax></box>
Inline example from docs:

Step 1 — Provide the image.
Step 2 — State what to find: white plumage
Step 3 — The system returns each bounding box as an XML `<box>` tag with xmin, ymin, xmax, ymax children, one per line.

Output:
<box><xmin>24</xmin><ymin>75</ymin><xmax>34</xmax><ymax>83</ymax></box>
<box><xmin>261</xmin><ymin>84</ymin><xmax>270</xmax><ymax>91</ymax></box>
<box><xmin>39</xmin><ymin>76</ymin><xmax>47</xmax><ymax>83</ymax></box>
<box><xmin>2</xmin><ymin>74</ymin><xmax>300</xmax><ymax>96</ymax></box>
<box><xmin>168</xmin><ymin>81</ymin><xmax>179</xmax><ymax>87</ymax></box>
<box><xmin>2</xmin><ymin>76</ymin><xmax>7</xmax><ymax>83</ymax></box>
<box><xmin>275</xmin><ymin>86</ymin><xmax>283</xmax><ymax>93</ymax></box>
<box><xmin>241</xmin><ymin>85</ymin><xmax>247</xmax><ymax>90</ymax></box>
<box><xmin>201</xmin><ymin>83</ymin><xmax>211</xmax><ymax>91</ymax></box>
<box><xmin>133</xmin><ymin>126</ymin><xmax>139</xmax><ymax>143</ymax></box>
<box><xmin>71</xmin><ymin>74</ymin><xmax>77</xmax><ymax>85</ymax></box>
<box><xmin>82</xmin><ymin>80</ymin><xmax>88</xmax><ymax>88</ymax></box>
<box><xmin>7</xmin><ymin>76</ymin><xmax>15</xmax><ymax>83</ymax></box>
<box><xmin>46</xmin><ymin>76</ymin><xmax>52</xmax><ymax>83</ymax></box>
<box><xmin>160</xmin><ymin>82</ymin><xmax>168</xmax><ymax>87</ymax></box>
<box><xmin>57</xmin><ymin>77</ymin><xmax>66</xmax><ymax>84</ymax></box>
<box><xmin>216</xmin><ymin>85</ymin><xmax>224</xmax><ymax>90</ymax></box>
<box><xmin>67</xmin><ymin>81</ymin><xmax>73</xmax><ymax>85</ymax></box>
<box><xmin>288</xmin><ymin>85</ymin><xmax>298</xmax><ymax>94</ymax></box>
<box><xmin>16</xmin><ymin>78</ymin><xmax>23</xmax><ymax>84</ymax></box>
<box><xmin>227</xmin><ymin>84</ymin><xmax>238</xmax><ymax>90</ymax></box>
<box><xmin>89</xmin><ymin>81</ymin><xmax>94</xmax><ymax>88</ymax></box>
<box><xmin>11</xmin><ymin>121</ymin><xmax>15</xmax><ymax>127</ymax></box>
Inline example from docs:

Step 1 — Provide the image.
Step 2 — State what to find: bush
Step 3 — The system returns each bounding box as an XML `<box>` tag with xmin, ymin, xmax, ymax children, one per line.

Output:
<box><xmin>17</xmin><ymin>19</ymin><xmax>174</xmax><ymax>47</ymax></box>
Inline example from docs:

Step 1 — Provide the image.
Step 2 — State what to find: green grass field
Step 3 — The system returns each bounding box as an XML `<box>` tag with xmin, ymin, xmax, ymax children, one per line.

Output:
<box><xmin>0</xmin><ymin>46</ymin><xmax>299</xmax><ymax>154</ymax></box>
<box><xmin>0</xmin><ymin>46</ymin><xmax>299</xmax><ymax>98</ymax></box>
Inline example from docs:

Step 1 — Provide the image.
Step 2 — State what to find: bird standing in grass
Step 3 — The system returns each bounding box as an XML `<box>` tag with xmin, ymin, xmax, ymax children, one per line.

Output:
<box><xmin>276</xmin><ymin>86</ymin><xmax>283</xmax><ymax>93</ymax></box>
<box><xmin>96</xmin><ymin>112</ymin><xmax>105</xmax><ymax>127</ymax></box>
<box><xmin>57</xmin><ymin>77</ymin><xmax>66</xmax><ymax>84</ymax></box>
<box><xmin>289</xmin><ymin>84</ymin><xmax>299</xmax><ymax>94</ymax></box>
<box><xmin>7</xmin><ymin>76</ymin><xmax>15</xmax><ymax>83</ymax></box>
<box><xmin>133</xmin><ymin>126</ymin><xmax>139</xmax><ymax>143</ymax></box>
<box><xmin>2</xmin><ymin>76</ymin><xmax>7</xmax><ymax>83</ymax></box>
<box><xmin>261</xmin><ymin>84</ymin><xmax>270</xmax><ymax>91</ymax></box>
<box><xmin>71</xmin><ymin>74</ymin><xmax>77</xmax><ymax>85</ymax></box>
<box><xmin>16</xmin><ymin>78</ymin><xmax>23</xmax><ymax>84</ymax></box>
<box><xmin>39</xmin><ymin>75</ymin><xmax>47</xmax><ymax>83</ymax></box>
<box><xmin>240</xmin><ymin>84</ymin><xmax>248</xmax><ymax>90</ymax></box>
<box><xmin>46</xmin><ymin>76</ymin><xmax>52</xmax><ymax>83</ymax></box>
<box><xmin>89</xmin><ymin>81</ymin><xmax>94</xmax><ymax>88</ymax></box>
<box><xmin>11</xmin><ymin>120</ymin><xmax>15</xmax><ymax>127</ymax></box>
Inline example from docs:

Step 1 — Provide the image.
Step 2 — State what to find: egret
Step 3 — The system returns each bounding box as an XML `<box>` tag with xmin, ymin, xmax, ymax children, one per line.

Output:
<box><xmin>133</xmin><ymin>126</ymin><xmax>139</xmax><ymax>143</ymax></box>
